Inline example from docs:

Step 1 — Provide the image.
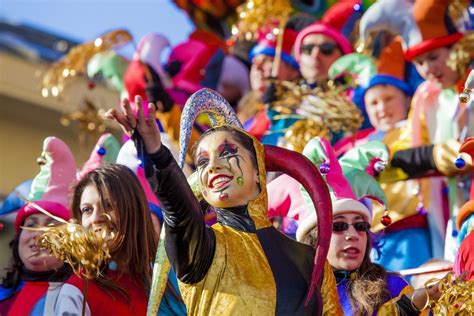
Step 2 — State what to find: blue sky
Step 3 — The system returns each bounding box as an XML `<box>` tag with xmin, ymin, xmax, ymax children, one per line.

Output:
<box><xmin>2</xmin><ymin>0</ymin><xmax>195</xmax><ymax>57</ymax></box>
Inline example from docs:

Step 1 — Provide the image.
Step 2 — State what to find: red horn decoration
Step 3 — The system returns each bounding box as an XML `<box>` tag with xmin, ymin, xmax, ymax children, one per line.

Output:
<box><xmin>459</xmin><ymin>137</ymin><xmax>474</xmax><ymax>201</ymax></box>
<box><xmin>264</xmin><ymin>145</ymin><xmax>333</xmax><ymax>306</ymax></box>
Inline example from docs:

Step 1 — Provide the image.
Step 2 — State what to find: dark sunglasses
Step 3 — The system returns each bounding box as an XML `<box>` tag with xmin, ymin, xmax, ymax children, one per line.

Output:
<box><xmin>300</xmin><ymin>42</ymin><xmax>339</xmax><ymax>56</ymax></box>
<box><xmin>332</xmin><ymin>221</ymin><xmax>371</xmax><ymax>233</ymax></box>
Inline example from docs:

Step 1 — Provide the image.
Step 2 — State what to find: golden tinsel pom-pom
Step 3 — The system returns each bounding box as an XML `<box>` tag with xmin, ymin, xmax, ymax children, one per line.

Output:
<box><xmin>283</xmin><ymin>120</ymin><xmax>332</xmax><ymax>153</ymax></box>
<box><xmin>31</xmin><ymin>222</ymin><xmax>120</xmax><ymax>280</ymax></box>
<box><xmin>429</xmin><ymin>273</ymin><xmax>474</xmax><ymax>315</ymax></box>
<box><xmin>233</xmin><ymin>0</ymin><xmax>292</xmax><ymax>40</ymax></box>
<box><xmin>42</xmin><ymin>29</ymin><xmax>132</xmax><ymax>97</ymax></box>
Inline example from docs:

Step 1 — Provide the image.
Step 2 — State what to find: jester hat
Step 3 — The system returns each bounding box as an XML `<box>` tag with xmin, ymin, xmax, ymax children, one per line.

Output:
<box><xmin>79</xmin><ymin>133</ymin><xmax>121</xmax><ymax>179</ymax></box>
<box><xmin>296</xmin><ymin>137</ymin><xmax>388</xmax><ymax>242</ymax></box>
<box><xmin>15</xmin><ymin>137</ymin><xmax>76</xmax><ymax>233</ymax></box>
<box><xmin>359</xmin><ymin>0</ymin><xmax>463</xmax><ymax>61</ymax></box>
<box><xmin>87</xmin><ymin>51</ymin><xmax>129</xmax><ymax>95</ymax></box>
<box><xmin>147</xmin><ymin>88</ymin><xmax>332</xmax><ymax>314</ymax></box>
<box><xmin>124</xmin><ymin>33</ymin><xmax>171</xmax><ymax>104</ymax></box>
<box><xmin>456</xmin><ymin>137</ymin><xmax>474</xmax><ymax>232</ymax></box>
<box><xmin>249</xmin><ymin>28</ymin><xmax>299</xmax><ymax>69</ymax></box>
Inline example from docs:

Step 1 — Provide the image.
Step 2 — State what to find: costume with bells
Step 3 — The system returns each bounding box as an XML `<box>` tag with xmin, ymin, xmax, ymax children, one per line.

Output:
<box><xmin>141</xmin><ymin>88</ymin><xmax>337</xmax><ymax>315</ymax></box>
<box><xmin>295</xmin><ymin>137</ymin><xmax>417</xmax><ymax>316</ymax></box>
<box><xmin>359</xmin><ymin>0</ymin><xmax>474</xmax><ymax>261</ymax></box>
<box><xmin>331</xmin><ymin>38</ymin><xmax>433</xmax><ymax>272</ymax></box>
<box><xmin>7</xmin><ymin>137</ymin><xmax>76</xmax><ymax>316</ymax></box>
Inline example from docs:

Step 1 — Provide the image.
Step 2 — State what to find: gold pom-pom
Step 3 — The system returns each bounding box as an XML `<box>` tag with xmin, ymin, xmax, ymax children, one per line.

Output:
<box><xmin>233</xmin><ymin>0</ymin><xmax>292</xmax><ymax>40</ymax></box>
<box><xmin>270</xmin><ymin>80</ymin><xmax>364</xmax><ymax>151</ymax></box>
<box><xmin>42</xmin><ymin>29</ymin><xmax>132</xmax><ymax>97</ymax></box>
<box><xmin>428</xmin><ymin>273</ymin><xmax>474</xmax><ymax>315</ymax></box>
<box><xmin>33</xmin><ymin>222</ymin><xmax>119</xmax><ymax>279</ymax></box>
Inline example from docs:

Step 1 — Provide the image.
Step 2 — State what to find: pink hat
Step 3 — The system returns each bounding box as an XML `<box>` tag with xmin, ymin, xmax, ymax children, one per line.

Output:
<box><xmin>29</xmin><ymin>137</ymin><xmax>77</xmax><ymax>208</ymax></box>
<box><xmin>15</xmin><ymin>200</ymin><xmax>70</xmax><ymax>233</ymax></box>
<box><xmin>294</xmin><ymin>0</ymin><xmax>360</xmax><ymax>61</ymax></box>
<box><xmin>79</xmin><ymin>133</ymin><xmax>121</xmax><ymax>179</ymax></box>
<box><xmin>116</xmin><ymin>140</ymin><xmax>159</xmax><ymax>206</ymax></box>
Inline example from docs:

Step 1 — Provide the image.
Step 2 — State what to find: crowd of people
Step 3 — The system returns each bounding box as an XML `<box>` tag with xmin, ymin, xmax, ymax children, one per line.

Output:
<box><xmin>1</xmin><ymin>0</ymin><xmax>474</xmax><ymax>315</ymax></box>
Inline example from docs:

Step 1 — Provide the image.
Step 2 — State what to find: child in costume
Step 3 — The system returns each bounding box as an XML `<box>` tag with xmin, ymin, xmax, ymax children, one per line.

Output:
<box><xmin>106</xmin><ymin>90</ymin><xmax>339</xmax><ymax>315</ymax></box>
<box><xmin>330</xmin><ymin>38</ymin><xmax>434</xmax><ymax>272</ymax></box>
<box><xmin>360</xmin><ymin>0</ymin><xmax>474</xmax><ymax>261</ymax></box>
<box><xmin>296</xmin><ymin>137</ymin><xmax>441</xmax><ymax>315</ymax></box>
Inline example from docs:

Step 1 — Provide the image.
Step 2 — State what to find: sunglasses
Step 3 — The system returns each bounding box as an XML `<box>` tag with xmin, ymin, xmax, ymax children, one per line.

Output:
<box><xmin>332</xmin><ymin>221</ymin><xmax>371</xmax><ymax>233</ymax></box>
<box><xmin>300</xmin><ymin>43</ymin><xmax>339</xmax><ymax>56</ymax></box>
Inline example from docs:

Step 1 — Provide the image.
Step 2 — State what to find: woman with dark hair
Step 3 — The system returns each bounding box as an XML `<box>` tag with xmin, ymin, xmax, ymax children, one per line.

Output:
<box><xmin>106</xmin><ymin>92</ymin><xmax>339</xmax><ymax>315</ymax></box>
<box><xmin>54</xmin><ymin>164</ymin><xmax>186</xmax><ymax>315</ymax></box>
<box><xmin>296</xmin><ymin>137</ymin><xmax>441</xmax><ymax>315</ymax></box>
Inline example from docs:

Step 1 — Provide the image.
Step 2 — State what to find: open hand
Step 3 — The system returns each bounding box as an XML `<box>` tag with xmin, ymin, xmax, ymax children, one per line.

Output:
<box><xmin>105</xmin><ymin>95</ymin><xmax>162</xmax><ymax>154</ymax></box>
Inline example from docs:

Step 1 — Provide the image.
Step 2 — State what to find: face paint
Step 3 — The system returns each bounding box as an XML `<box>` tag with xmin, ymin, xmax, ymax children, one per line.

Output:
<box><xmin>219</xmin><ymin>193</ymin><xmax>229</xmax><ymax>201</ymax></box>
<box><xmin>195</xmin><ymin>131</ymin><xmax>260</xmax><ymax>208</ymax></box>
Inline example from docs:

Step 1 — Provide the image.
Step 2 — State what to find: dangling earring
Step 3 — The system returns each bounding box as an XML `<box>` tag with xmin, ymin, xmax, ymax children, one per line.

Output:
<box><xmin>108</xmin><ymin>259</ymin><xmax>118</xmax><ymax>271</ymax></box>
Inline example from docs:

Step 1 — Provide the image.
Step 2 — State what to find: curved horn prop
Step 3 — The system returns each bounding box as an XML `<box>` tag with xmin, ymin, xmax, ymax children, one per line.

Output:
<box><xmin>264</xmin><ymin>145</ymin><xmax>332</xmax><ymax>306</ymax></box>
<box><xmin>178</xmin><ymin>88</ymin><xmax>243</xmax><ymax>168</ymax></box>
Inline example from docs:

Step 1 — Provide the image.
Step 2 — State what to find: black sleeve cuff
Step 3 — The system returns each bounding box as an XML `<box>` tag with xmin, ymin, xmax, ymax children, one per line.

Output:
<box><xmin>391</xmin><ymin>145</ymin><xmax>437</xmax><ymax>177</ymax></box>
<box><xmin>396</xmin><ymin>295</ymin><xmax>421</xmax><ymax>316</ymax></box>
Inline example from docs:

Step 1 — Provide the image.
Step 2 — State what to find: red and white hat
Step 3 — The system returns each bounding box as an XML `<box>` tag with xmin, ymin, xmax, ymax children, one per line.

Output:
<box><xmin>294</xmin><ymin>0</ymin><xmax>361</xmax><ymax>62</ymax></box>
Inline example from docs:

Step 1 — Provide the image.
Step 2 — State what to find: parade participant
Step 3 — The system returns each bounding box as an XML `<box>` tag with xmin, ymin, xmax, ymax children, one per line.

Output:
<box><xmin>248</xmin><ymin>27</ymin><xmax>300</xmax><ymax>99</ymax></box>
<box><xmin>330</xmin><ymin>38</ymin><xmax>435</xmax><ymax>272</ymax></box>
<box><xmin>54</xmin><ymin>163</ymin><xmax>187</xmax><ymax>315</ymax></box>
<box><xmin>293</xmin><ymin>0</ymin><xmax>358</xmax><ymax>87</ymax></box>
<box><xmin>241</xmin><ymin>26</ymin><xmax>302</xmax><ymax>142</ymax></box>
<box><xmin>296</xmin><ymin>137</ymin><xmax>439</xmax><ymax>315</ymax></box>
<box><xmin>4</xmin><ymin>136</ymin><xmax>76</xmax><ymax>315</ymax></box>
<box><xmin>360</xmin><ymin>0</ymin><xmax>474</xmax><ymax>260</ymax></box>
<box><xmin>106</xmin><ymin>91</ymin><xmax>337</xmax><ymax>315</ymax></box>
<box><xmin>7</xmin><ymin>202</ymin><xmax>72</xmax><ymax>316</ymax></box>
<box><xmin>0</xmin><ymin>180</ymin><xmax>31</xmax><ymax>314</ymax></box>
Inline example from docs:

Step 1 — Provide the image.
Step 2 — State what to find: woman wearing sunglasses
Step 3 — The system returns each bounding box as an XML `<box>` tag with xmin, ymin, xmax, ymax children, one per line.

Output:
<box><xmin>293</xmin><ymin>2</ymin><xmax>355</xmax><ymax>87</ymax></box>
<box><xmin>296</xmin><ymin>137</ymin><xmax>439</xmax><ymax>315</ymax></box>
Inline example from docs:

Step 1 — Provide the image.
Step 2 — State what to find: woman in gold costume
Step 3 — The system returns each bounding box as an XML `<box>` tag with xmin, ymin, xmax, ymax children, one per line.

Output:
<box><xmin>107</xmin><ymin>89</ymin><xmax>340</xmax><ymax>315</ymax></box>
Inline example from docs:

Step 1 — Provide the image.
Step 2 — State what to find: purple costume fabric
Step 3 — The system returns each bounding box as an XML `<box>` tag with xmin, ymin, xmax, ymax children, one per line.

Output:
<box><xmin>336</xmin><ymin>272</ymin><xmax>409</xmax><ymax>315</ymax></box>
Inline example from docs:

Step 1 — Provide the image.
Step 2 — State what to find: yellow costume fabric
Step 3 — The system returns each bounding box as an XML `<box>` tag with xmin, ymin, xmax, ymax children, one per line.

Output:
<box><xmin>179</xmin><ymin>128</ymin><xmax>335</xmax><ymax>315</ymax></box>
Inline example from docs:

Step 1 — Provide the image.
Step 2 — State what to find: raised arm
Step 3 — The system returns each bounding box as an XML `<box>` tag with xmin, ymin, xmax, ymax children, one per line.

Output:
<box><xmin>105</xmin><ymin>96</ymin><xmax>215</xmax><ymax>283</ymax></box>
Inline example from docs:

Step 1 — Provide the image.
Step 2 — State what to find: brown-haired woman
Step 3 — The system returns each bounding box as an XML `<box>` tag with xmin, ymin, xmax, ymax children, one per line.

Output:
<box><xmin>54</xmin><ymin>164</ymin><xmax>186</xmax><ymax>315</ymax></box>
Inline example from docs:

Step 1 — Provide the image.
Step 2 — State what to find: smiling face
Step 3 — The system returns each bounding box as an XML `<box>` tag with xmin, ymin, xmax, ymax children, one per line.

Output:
<box><xmin>79</xmin><ymin>184</ymin><xmax>119</xmax><ymax>232</ymax></box>
<box><xmin>327</xmin><ymin>212</ymin><xmax>368</xmax><ymax>271</ymax></box>
<box><xmin>18</xmin><ymin>214</ymin><xmax>64</xmax><ymax>272</ymax></box>
<box><xmin>413</xmin><ymin>47</ymin><xmax>460</xmax><ymax>89</ymax></box>
<box><xmin>364</xmin><ymin>84</ymin><xmax>410</xmax><ymax>132</ymax></box>
<box><xmin>195</xmin><ymin>130</ymin><xmax>261</xmax><ymax>208</ymax></box>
